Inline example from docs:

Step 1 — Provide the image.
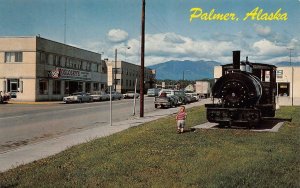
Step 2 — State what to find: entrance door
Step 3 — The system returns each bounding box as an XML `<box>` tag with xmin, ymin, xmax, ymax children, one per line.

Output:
<box><xmin>10</xmin><ymin>80</ymin><xmax>18</xmax><ymax>92</ymax></box>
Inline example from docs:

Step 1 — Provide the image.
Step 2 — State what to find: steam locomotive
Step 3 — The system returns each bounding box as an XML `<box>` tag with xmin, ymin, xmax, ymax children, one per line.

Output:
<box><xmin>205</xmin><ymin>51</ymin><xmax>277</xmax><ymax>128</ymax></box>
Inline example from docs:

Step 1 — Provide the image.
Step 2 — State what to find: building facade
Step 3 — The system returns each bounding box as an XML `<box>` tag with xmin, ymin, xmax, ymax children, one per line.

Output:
<box><xmin>0</xmin><ymin>36</ymin><xmax>107</xmax><ymax>101</ymax></box>
<box><xmin>106</xmin><ymin>60</ymin><xmax>155</xmax><ymax>93</ymax></box>
<box><xmin>214</xmin><ymin>66</ymin><xmax>300</xmax><ymax>106</ymax></box>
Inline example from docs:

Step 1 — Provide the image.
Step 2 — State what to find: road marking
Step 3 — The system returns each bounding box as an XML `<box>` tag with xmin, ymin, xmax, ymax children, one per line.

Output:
<box><xmin>0</xmin><ymin>114</ymin><xmax>28</xmax><ymax>120</ymax></box>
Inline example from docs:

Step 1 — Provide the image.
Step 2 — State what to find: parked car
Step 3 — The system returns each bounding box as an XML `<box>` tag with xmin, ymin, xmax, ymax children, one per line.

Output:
<box><xmin>63</xmin><ymin>92</ymin><xmax>93</xmax><ymax>103</ymax></box>
<box><xmin>154</xmin><ymin>92</ymin><xmax>177</xmax><ymax>108</ymax></box>
<box><xmin>90</xmin><ymin>91</ymin><xmax>109</xmax><ymax>101</ymax></box>
<box><xmin>159</xmin><ymin>89</ymin><xmax>187</xmax><ymax>105</ymax></box>
<box><xmin>0</xmin><ymin>91</ymin><xmax>11</xmax><ymax>104</ymax></box>
<box><xmin>186</xmin><ymin>93</ymin><xmax>200</xmax><ymax>102</ymax></box>
<box><xmin>147</xmin><ymin>88</ymin><xmax>160</xmax><ymax>97</ymax></box>
<box><xmin>123</xmin><ymin>91</ymin><xmax>140</xmax><ymax>99</ymax></box>
<box><xmin>185</xmin><ymin>94</ymin><xmax>193</xmax><ymax>104</ymax></box>
<box><xmin>111</xmin><ymin>91</ymin><xmax>123</xmax><ymax>100</ymax></box>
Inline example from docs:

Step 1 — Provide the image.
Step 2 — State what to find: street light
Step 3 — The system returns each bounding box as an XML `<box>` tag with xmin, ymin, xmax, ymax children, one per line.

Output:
<box><xmin>183</xmin><ymin>70</ymin><xmax>191</xmax><ymax>81</ymax></box>
<box><xmin>182</xmin><ymin>70</ymin><xmax>190</xmax><ymax>89</ymax></box>
<box><xmin>287</xmin><ymin>48</ymin><xmax>294</xmax><ymax>106</ymax></box>
<box><xmin>114</xmin><ymin>46</ymin><xmax>130</xmax><ymax>91</ymax></box>
<box><xmin>99</xmin><ymin>52</ymin><xmax>104</xmax><ymax>90</ymax></box>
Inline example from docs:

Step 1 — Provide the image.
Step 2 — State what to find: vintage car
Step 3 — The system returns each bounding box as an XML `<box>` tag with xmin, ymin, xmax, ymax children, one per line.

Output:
<box><xmin>90</xmin><ymin>91</ymin><xmax>109</xmax><ymax>101</ymax></box>
<box><xmin>123</xmin><ymin>91</ymin><xmax>140</xmax><ymax>99</ymax></box>
<box><xmin>111</xmin><ymin>91</ymin><xmax>123</xmax><ymax>100</ymax></box>
<box><xmin>0</xmin><ymin>91</ymin><xmax>11</xmax><ymax>104</ymax></box>
<box><xmin>154</xmin><ymin>92</ymin><xmax>177</xmax><ymax>108</ymax></box>
<box><xmin>63</xmin><ymin>92</ymin><xmax>93</xmax><ymax>103</ymax></box>
<box><xmin>159</xmin><ymin>89</ymin><xmax>187</xmax><ymax>105</ymax></box>
<box><xmin>186</xmin><ymin>93</ymin><xmax>199</xmax><ymax>102</ymax></box>
<box><xmin>147</xmin><ymin>88</ymin><xmax>160</xmax><ymax>97</ymax></box>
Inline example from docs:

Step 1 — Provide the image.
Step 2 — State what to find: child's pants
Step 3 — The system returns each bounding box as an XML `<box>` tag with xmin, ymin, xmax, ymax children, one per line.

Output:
<box><xmin>177</xmin><ymin>120</ymin><xmax>185</xmax><ymax>129</ymax></box>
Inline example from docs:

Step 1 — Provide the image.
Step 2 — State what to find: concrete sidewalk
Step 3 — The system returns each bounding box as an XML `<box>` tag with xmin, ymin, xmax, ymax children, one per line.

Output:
<box><xmin>0</xmin><ymin>99</ymin><xmax>210</xmax><ymax>172</ymax></box>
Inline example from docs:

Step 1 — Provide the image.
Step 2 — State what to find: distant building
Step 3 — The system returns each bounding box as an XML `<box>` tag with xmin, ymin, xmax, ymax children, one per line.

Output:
<box><xmin>106</xmin><ymin>60</ymin><xmax>155</xmax><ymax>93</ymax></box>
<box><xmin>275</xmin><ymin>67</ymin><xmax>300</xmax><ymax>106</ymax></box>
<box><xmin>214</xmin><ymin>66</ymin><xmax>300</xmax><ymax>106</ymax></box>
<box><xmin>194</xmin><ymin>81</ymin><xmax>211</xmax><ymax>98</ymax></box>
<box><xmin>0</xmin><ymin>36</ymin><xmax>107</xmax><ymax>101</ymax></box>
<box><xmin>184</xmin><ymin>84</ymin><xmax>194</xmax><ymax>92</ymax></box>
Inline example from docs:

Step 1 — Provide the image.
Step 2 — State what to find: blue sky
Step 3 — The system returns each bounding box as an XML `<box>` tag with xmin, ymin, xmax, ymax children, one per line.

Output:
<box><xmin>0</xmin><ymin>0</ymin><xmax>299</xmax><ymax>65</ymax></box>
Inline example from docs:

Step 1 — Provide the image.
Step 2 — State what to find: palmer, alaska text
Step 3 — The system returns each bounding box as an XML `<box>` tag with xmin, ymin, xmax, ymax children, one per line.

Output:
<box><xmin>190</xmin><ymin>7</ymin><xmax>288</xmax><ymax>22</ymax></box>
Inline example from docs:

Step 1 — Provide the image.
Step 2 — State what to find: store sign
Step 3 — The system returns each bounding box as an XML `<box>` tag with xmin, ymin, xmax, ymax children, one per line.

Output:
<box><xmin>276</xmin><ymin>70</ymin><xmax>283</xmax><ymax>75</ymax></box>
<box><xmin>276</xmin><ymin>70</ymin><xmax>283</xmax><ymax>79</ymax></box>
<box><xmin>48</xmin><ymin>68</ymin><xmax>91</xmax><ymax>80</ymax></box>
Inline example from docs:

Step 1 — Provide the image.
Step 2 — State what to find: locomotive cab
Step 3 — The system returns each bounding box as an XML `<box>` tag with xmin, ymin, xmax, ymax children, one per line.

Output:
<box><xmin>205</xmin><ymin>51</ymin><xmax>277</xmax><ymax>128</ymax></box>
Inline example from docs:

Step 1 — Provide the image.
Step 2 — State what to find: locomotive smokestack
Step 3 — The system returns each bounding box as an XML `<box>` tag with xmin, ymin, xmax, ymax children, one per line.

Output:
<box><xmin>233</xmin><ymin>51</ymin><xmax>240</xmax><ymax>69</ymax></box>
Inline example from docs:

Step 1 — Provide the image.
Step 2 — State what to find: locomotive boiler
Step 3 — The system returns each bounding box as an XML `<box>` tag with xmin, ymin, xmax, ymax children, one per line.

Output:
<box><xmin>205</xmin><ymin>51</ymin><xmax>277</xmax><ymax>128</ymax></box>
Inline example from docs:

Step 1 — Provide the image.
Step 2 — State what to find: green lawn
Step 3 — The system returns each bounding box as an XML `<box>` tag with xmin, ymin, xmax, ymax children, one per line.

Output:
<box><xmin>1</xmin><ymin>106</ymin><xmax>299</xmax><ymax>187</ymax></box>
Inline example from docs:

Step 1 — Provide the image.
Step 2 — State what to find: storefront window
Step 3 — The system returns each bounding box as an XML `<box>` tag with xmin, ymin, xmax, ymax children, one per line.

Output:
<box><xmin>53</xmin><ymin>80</ymin><xmax>61</xmax><ymax>95</ymax></box>
<box><xmin>65</xmin><ymin>81</ymin><xmax>70</xmax><ymax>94</ymax></box>
<box><xmin>85</xmin><ymin>82</ymin><xmax>91</xmax><ymax>93</ymax></box>
<box><xmin>93</xmin><ymin>83</ymin><xmax>99</xmax><ymax>91</ymax></box>
<box><xmin>277</xmin><ymin>82</ymin><xmax>290</xmax><ymax>96</ymax></box>
<box><xmin>78</xmin><ymin>82</ymin><xmax>83</xmax><ymax>92</ymax></box>
<box><xmin>39</xmin><ymin>80</ymin><xmax>48</xmax><ymax>95</ymax></box>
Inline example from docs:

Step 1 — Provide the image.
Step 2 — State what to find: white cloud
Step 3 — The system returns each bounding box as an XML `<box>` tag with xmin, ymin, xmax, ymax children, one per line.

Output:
<box><xmin>253</xmin><ymin>39</ymin><xmax>287</xmax><ymax>57</ymax></box>
<box><xmin>254</xmin><ymin>24</ymin><xmax>272</xmax><ymax>37</ymax></box>
<box><xmin>107</xmin><ymin>29</ymin><xmax>129</xmax><ymax>43</ymax></box>
<box><xmin>81</xmin><ymin>32</ymin><xmax>300</xmax><ymax>66</ymax></box>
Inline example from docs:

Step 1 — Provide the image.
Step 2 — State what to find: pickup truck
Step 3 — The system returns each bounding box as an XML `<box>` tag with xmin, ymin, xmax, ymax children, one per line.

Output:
<box><xmin>154</xmin><ymin>92</ymin><xmax>177</xmax><ymax>109</ymax></box>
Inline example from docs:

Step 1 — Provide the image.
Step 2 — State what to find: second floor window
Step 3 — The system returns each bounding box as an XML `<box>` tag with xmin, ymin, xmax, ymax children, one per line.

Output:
<box><xmin>5</xmin><ymin>52</ymin><xmax>23</xmax><ymax>63</ymax></box>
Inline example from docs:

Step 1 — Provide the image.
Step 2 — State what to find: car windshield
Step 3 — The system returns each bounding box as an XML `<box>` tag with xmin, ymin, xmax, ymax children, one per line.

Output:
<box><xmin>174</xmin><ymin>91</ymin><xmax>184</xmax><ymax>95</ymax></box>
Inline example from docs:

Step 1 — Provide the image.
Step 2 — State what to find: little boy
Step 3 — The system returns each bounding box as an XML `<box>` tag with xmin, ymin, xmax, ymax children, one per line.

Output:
<box><xmin>176</xmin><ymin>106</ymin><xmax>187</xmax><ymax>133</ymax></box>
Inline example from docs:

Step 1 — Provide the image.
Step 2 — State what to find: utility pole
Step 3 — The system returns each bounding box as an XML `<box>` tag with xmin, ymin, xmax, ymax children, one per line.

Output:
<box><xmin>64</xmin><ymin>0</ymin><xmax>67</xmax><ymax>44</ymax></box>
<box><xmin>114</xmin><ymin>48</ymin><xmax>117</xmax><ymax>92</ymax></box>
<box><xmin>140</xmin><ymin>0</ymin><xmax>145</xmax><ymax>117</ymax></box>
<box><xmin>287</xmin><ymin>48</ymin><xmax>294</xmax><ymax>106</ymax></box>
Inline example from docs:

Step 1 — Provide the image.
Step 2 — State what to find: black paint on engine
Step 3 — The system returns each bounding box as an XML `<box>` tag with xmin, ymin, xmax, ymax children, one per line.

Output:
<box><xmin>205</xmin><ymin>51</ymin><xmax>277</xmax><ymax>128</ymax></box>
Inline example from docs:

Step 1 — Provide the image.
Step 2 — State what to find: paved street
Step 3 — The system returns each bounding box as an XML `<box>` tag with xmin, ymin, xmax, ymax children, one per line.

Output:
<box><xmin>0</xmin><ymin>97</ymin><xmax>156</xmax><ymax>153</ymax></box>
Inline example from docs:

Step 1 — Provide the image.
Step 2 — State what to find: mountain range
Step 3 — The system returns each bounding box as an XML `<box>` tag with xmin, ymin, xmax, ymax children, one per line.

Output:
<box><xmin>148</xmin><ymin>60</ymin><xmax>300</xmax><ymax>80</ymax></box>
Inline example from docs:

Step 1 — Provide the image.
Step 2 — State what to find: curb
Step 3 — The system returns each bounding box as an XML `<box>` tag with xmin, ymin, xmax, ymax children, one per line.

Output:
<box><xmin>7</xmin><ymin>101</ymin><xmax>63</xmax><ymax>105</ymax></box>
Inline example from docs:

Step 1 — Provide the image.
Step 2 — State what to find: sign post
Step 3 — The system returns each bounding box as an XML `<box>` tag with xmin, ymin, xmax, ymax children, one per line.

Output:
<box><xmin>133</xmin><ymin>78</ymin><xmax>137</xmax><ymax>116</ymax></box>
<box><xmin>110</xmin><ymin>85</ymin><xmax>112</xmax><ymax>126</ymax></box>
